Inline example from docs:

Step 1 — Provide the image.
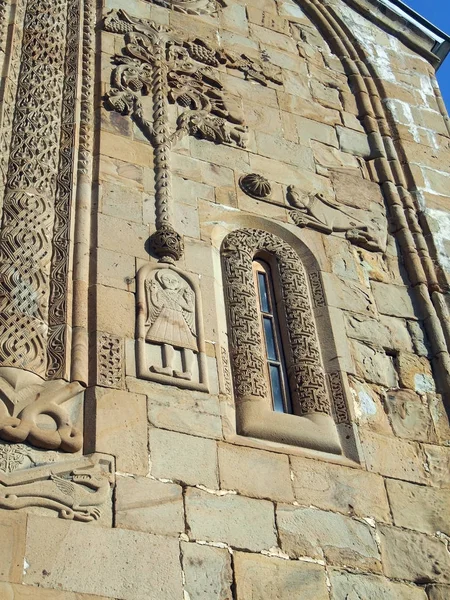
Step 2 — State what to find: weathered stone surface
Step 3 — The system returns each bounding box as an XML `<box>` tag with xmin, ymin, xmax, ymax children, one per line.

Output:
<box><xmin>290</xmin><ymin>456</ymin><xmax>390</xmax><ymax>522</ymax></box>
<box><xmin>0</xmin><ymin>512</ymin><xmax>26</xmax><ymax>585</ymax></box>
<box><xmin>218</xmin><ymin>443</ymin><xmax>293</xmax><ymax>502</ymax></box>
<box><xmin>349</xmin><ymin>378</ymin><xmax>392</xmax><ymax>434</ymax></box>
<box><xmin>0</xmin><ymin>583</ymin><xmax>110</xmax><ymax>600</ymax></box>
<box><xmin>351</xmin><ymin>340</ymin><xmax>398</xmax><ymax>387</ymax></box>
<box><xmin>428</xmin><ymin>394</ymin><xmax>450</xmax><ymax>444</ymax></box>
<box><xmin>115</xmin><ymin>476</ymin><xmax>184</xmax><ymax>536</ymax></box>
<box><xmin>24</xmin><ymin>515</ymin><xmax>183</xmax><ymax>599</ymax></box>
<box><xmin>385</xmin><ymin>389</ymin><xmax>435</xmax><ymax>442</ymax></box>
<box><xmin>396</xmin><ymin>352</ymin><xmax>435</xmax><ymax>393</ymax></box>
<box><xmin>379</xmin><ymin>525</ymin><xmax>450</xmax><ymax>584</ymax></box>
<box><xmin>423</xmin><ymin>445</ymin><xmax>450</xmax><ymax>488</ymax></box>
<box><xmin>277</xmin><ymin>506</ymin><xmax>381</xmax><ymax>571</ymax></box>
<box><xmin>181</xmin><ymin>542</ymin><xmax>233</xmax><ymax>600</ymax></box>
<box><xmin>386</xmin><ymin>479</ymin><xmax>450</xmax><ymax>535</ymax></box>
<box><xmin>427</xmin><ymin>585</ymin><xmax>450</xmax><ymax>600</ymax></box>
<box><xmin>149</xmin><ymin>429</ymin><xmax>218</xmax><ymax>488</ymax></box>
<box><xmin>94</xmin><ymin>389</ymin><xmax>148</xmax><ymax>476</ymax></box>
<box><xmin>332</xmin><ymin>170</ymin><xmax>383</xmax><ymax>209</ymax></box>
<box><xmin>322</xmin><ymin>273</ymin><xmax>375</xmax><ymax>315</ymax></box>
<box><xmin>234</xmin><ymin>552</ymin><xmax>329</xmax><ymax>600</ymax></box>
<box><xmin>371</xmin><ymin>281</ymin><xmax>419</xmax><ymax>319</ymax></box>
<box><xmin>329</xmin><ymin>571</ymin><xmax>427</xmax><ymax>599</ymax></box>
<box><xmin>360</xmin><ymin>430</ymin><xmax>428</xmax><ymax>483</ymax></box>
<box><xmin>185</xmin><ymin>488</ymin><xmax>277</xmax><ymax>551</ymax></box>
<box><xmin>336</xmin><ymin>125</ymin><xmax>371</xmax><ymax>157</ymax></box>
<box><xmin>345</xmin><ymin>313</ymin><xmax>392</xmax><ymax>347</ymax></box>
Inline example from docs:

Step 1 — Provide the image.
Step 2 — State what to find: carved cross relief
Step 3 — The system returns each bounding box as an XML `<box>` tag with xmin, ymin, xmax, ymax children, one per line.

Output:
<box><xmin>103</xmin><ymin>9</ymin><xmax>282</xmax><ymax>261</ymax></box>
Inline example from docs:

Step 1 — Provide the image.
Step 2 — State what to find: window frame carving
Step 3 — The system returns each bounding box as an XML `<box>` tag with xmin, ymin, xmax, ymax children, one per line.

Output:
<box><xmin>222</xmin><ymin>228</ymin><xmax>342</xmax><ymax>454</ymax></box>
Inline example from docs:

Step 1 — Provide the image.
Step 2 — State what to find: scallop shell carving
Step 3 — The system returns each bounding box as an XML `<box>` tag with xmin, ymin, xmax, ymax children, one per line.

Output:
<box><xmin>239</xmin><ymin>173</ymin><xmax>272</xmax><ymax>200</ymax></box>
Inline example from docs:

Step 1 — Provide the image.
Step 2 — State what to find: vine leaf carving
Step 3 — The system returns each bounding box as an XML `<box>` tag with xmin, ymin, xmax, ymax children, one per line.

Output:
<box><xmin>104</xmin><ymin>9</ymin><xmax>282</xmax><ymax>259</ymax></box>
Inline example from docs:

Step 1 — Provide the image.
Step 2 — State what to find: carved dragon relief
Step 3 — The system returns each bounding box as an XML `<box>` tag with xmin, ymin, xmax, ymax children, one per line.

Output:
<box><xmin>103</xmin><ymin>9</ymin><xmax>282</xmax><ymax>260</ymax></box>
<box><xmin>0</xmin><ymin>454</ymin><xmax>114</xmax><ymax>523</ymax></box>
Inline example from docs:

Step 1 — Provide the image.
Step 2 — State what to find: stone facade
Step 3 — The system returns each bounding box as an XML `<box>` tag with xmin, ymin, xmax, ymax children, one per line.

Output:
<box><xmin>0</xmin><ymin>0</ymin><xmax>449</xmax><ymax>598</ymax></box>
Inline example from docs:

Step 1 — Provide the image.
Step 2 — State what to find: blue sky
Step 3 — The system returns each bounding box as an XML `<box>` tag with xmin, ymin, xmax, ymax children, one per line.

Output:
<box><xmin>401</xmin><ymin>0</ymin><xmax>450</xmax><ymax>111</ymax></box>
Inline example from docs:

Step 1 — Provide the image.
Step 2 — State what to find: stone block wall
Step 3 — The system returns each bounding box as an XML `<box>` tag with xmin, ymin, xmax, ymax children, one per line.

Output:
<box><xmin>0</xmin><ymin>0</ymin><xmax>450</xmax><ymax>598</ymax></box>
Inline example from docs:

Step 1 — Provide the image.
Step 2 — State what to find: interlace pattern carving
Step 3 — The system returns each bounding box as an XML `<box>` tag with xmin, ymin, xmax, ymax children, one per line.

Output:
<box><xmin>222</xmin><ymin>229</ymin><xmax>331</xmax><ymax>416</ymax></box>
<box><xmin>328</xmin><ymin>372</ymin><xmax>351</xmax><ymax>424</ymax></box>
<box><xmin>97</xmin><ymin>334</ymin><xmax>123</xmax><ymax>389</ymax></box>
<box><xmin>0</xmin><ymin>0</ymin><xmax>79</xmax><ymax>377</ymax></box>
<box><xmin>309</xmin><ymin>272</ymin><xmax>326</xmax><ymax>308</ymax></box>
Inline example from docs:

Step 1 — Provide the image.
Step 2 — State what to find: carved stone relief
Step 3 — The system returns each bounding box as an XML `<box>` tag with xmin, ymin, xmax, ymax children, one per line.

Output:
<box><xmin>97</xmin><ymin>333</ymin><xmax>124</xmax><ymax>389</ymax></box>
<box><xmin>222</xmin><ymin>229</ymin><xmax>331</xmax><ymax>416</ymax></box>
<box><xmin>309</xmin><ymin>272</ymin><xmax>326</xmax><ymax>309</ymax></box>
<box><xmin>239</xmin><ymin>173</ymin><xmax>272</xmax><ymax>200</ymax></box>
<box><xmin>0</xmin><ymin>367</ymin><xmax>83</xmax><ymax>453</ymax></box>
<box><xmin>0</xmin><ymin>0</ymin><xmax>80</xmax><ymax>378</ymax></box>
<box><xmin>0</xmin><ymin>454</ymin><xmax>114</xmax><ymax>523</ymax></box>
<box><xmin>103</xmin><ymin>9</ymin><xmax>281</xmax><ymax>260</ymax></box>
<box><xmin>137</xmin><ymin>263</ymin><xmax>208</xmax><ymax>391</ymax></box>
<box><xmin>328</xmin><ymin>371</ymin><xmax>351</xmax><ymax>425</ymax></box>
<box><xmin>286</xmin><ymin>185</ymin><xmax>386</xmax><ymax>252</ymax></box>
<box><xmin>147</xmin><ymin>0</ymin><xmax>224</xmax><ymax>15</ymax></box>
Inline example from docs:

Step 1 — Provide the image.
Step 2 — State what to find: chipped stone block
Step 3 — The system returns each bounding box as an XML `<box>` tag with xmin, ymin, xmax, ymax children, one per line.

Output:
<box><xmin>115</xmin><ymin>476</ymin><xmax>184</xmax><ymax>536</ymax></box>
<box><xmin>185</xmin><ymin>488</ymin><xmax>277</xmax><ymax>551</ymax></box>
<box><xmin>351</xmin><ymin>341</ymin><xmax>398</xmax><ymax>387</ymax></box>
<box><xmin>427</xmin><ymin>585</ymin><xmax>450</xmax><ymax>600</ymax></box>
<box><xmin>181</xmin><ymin>542</ymin><xmax>233</xmax><ymax>600</ymax></box>
<box><xmin>329</xmin><ymin>571</ymin><xmax>427</xmax><ymax>599</ymax></box>
<box><xmin>0</xmin><ymin>512</ymin><xmax>26</xmax><ymax>585</ymax></box>
<box><xmin>234</xmin><ymin>552</ymin><xmax>329</xmax><ymax>600</ymax></box>
<box><xmin>379</xmin><ymin>525</ymin><xmax>450</xmax><ymax>584</ymax></box>
<box><xmin>336</xmin><ymin>125</ymin><xmax>371</xmax><ymax>157</ymax></box>
<box><xmin>386</xmin><ymin>479</ymin><xmax>450</xmax><ymax>536</ymax></box>
<box><xmin>322</xmin><ymin>273</ymin><xmax>375</xmax><ymax>315</ymax></box>
<box><xmin>428</xmin><ymin>394</ymin><xmax>450</xmax><ymax>445</ymax></box>
<box><xmin>149</xmin><ymin>429</ymin><xmax>218</xmax><ymax>488</ymax></box>
<box><xmin>276</xmin><ymin>506</ymin><xmax>381</xmax><ymax>572</ymax></box>
<box><xmin>385</xmin><ymin>389</ymin><xmax>435</xmax><ymax>442</ymax></box>
<box><xmin>349</xmin><ymin>378</ymin><xmax>392</xmax><ymax>434</ymax></box>
<box><xmin>0</xmin><ymin>583</ymin><xmax>111</xmax><ymax>599</ymax></box>
<box><xmin>332</xmin><ymin>171</ymin><xmax>383</xmax><ymax>209</ymax></box>
<box><xmin>423</xmin><ymin>445</ymin><xmax>450</xmax><ymax>488</ymax></box>
<box><xmin>371</xmin><ymin>281</ymin><xmax>419</xmax><ymax>319</ymax></box>
<box><xmin>290</xmin><ymin>456</ymin><xmax>390</xmax><ymax>522</ymax></box>
<box><xmin>395</xmin><ymin>352</ymin><xmax>435</xmax><ymax>393</ymax></box>
<box><xmin>360</xmin><ymin>430</ymin><xmax>428</xmax><ymax>483</ymax></box>
<box><xmin>24</xmin><ymin>515</ymin><xmax>183</xmax><ymax>599</ymax></box>
<box><xmin>217</xmin><ymin>443</ymin><xmax>294</xmax><ymax>502</ymax></box>
<box><xmin>94</xmin><ymin>388</ymin><xmax>148</xmax><ymax>476</ymax></box>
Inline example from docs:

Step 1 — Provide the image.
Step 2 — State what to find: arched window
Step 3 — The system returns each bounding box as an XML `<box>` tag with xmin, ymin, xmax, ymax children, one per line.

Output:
<box><xmin>222</xmin><ymin>228</ymin><xmax>342</xmax><ymax>454</ymax></box>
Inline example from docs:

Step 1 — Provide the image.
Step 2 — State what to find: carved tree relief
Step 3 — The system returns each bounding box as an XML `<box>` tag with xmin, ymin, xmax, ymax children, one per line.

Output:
<box><xmin>137</xmin><ymin>263</ymin><xmax>208</xmax><ymax>391</ymax></box>
<box><xmin>103</xmin><ymin>9</ymin><xmax>282</xmax><ymax>260</ymax></box>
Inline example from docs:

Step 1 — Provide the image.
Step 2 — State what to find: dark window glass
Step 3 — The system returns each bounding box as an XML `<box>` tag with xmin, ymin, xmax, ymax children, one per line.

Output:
<box><xmin>253</xmin><ymin>259</ymin><xmax>292</xmax><ymax>414</ymax></box>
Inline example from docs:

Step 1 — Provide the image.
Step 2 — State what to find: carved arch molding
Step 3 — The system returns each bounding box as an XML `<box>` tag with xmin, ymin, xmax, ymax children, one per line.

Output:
<box><xmin>222</xmin><ymin>228</ymin><xmax>331</xmax><ymax>416</ymax></box>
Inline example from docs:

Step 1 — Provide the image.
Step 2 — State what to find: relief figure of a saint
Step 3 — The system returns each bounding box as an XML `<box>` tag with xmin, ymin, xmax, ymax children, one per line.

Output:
<box><xmin>145</xmin><ymin>269</ymin><xmax>197</xmax><ymax>380</ymax></box>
